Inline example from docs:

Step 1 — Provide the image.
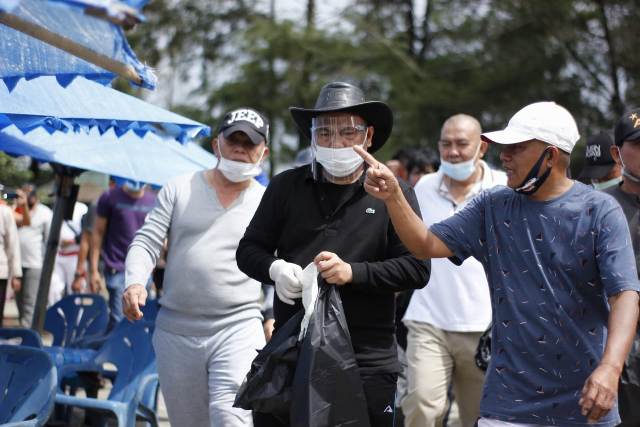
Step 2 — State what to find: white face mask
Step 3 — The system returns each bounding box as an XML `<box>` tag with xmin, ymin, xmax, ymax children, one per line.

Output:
<box><xmin>615</xmin><ymin>146</ymin><xmax>640</xmax><ymax>184</ymax></box>
<box><xmin>591</xmin><ymin>176</ymin><xmax>622</xmax><ymax>190</ymax></box>
<box><xmin>217</xmin><ymin>143</ymin><xmax>265</xmax><ymax>183</ymax></box>
<box><xmin>439</xmin><ymin>143</ymin><xmax>482</xmax><ymax>181</ymax></box>
<box><xmin>314</xmin><ymin>145</ymin><xmax>365</xmax><ymax>177</ymax></box>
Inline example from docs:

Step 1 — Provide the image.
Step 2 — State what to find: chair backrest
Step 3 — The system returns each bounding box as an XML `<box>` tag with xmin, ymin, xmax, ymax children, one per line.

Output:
<box><xmin>92</xmin><ymin>321</ymin><xmax>156</xmax><ymax>404</ymax></box>
<box><xmin>44</xmin><ymin>294</ymin><xmax>109</xmax><ymax>347</ymax></box>
<box><xmin>0</xmin><ymin>345</ymin><xmax>57</xmax><ymax>425</ymax></box>
<box><xmin>0</xmin><ymin>327</ymin><xmax>43</xmax><ymax>348</ymax></box>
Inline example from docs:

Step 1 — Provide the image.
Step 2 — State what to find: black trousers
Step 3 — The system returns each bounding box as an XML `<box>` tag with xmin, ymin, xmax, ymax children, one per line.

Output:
<box><xmin>253</xmin><ymin>372</ymin><xmax>399</xmax><ymax>427</ymax></box>
<box><xmin>0</xmin><ymin>278</ymin><xmax>7</xmax><ymax>327</ymax></box>
<box><xmin>618</xmin><ymin>382</ymin><xmax>640</xmax><ymax>426</ymax></box>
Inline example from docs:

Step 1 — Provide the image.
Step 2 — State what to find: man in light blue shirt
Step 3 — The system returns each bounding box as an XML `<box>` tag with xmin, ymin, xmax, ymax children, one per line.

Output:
<box><xmin>355</xmin><ymin>102</ymin><xmax>640</xmax><ymax>427</ymax></box>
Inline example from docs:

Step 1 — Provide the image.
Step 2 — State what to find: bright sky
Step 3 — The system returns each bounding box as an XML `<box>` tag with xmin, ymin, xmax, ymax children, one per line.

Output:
<box><xmin>265</xmin><ymin>0</ymin><xmax>428</xmax><ymax>29</ymax></box>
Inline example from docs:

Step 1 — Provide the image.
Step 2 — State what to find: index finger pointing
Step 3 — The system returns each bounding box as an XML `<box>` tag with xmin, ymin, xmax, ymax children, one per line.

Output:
<box><xmin>353</xmin><ymin>145</ymin><xmax>379</xmax><ymax>168</ymax></box>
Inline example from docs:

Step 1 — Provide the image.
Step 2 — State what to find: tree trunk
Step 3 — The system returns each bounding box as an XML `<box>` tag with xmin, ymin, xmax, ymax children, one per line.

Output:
<box><xmin>267</xmin><ymin>0</ymin><xmax>277</xmax><ymax>176</ymax></box>
<box><xmin>297</xmin><ymin>0</ymin><xmax>315</xmax><ymax>150</ymax></box>
<box><xmin>418</xmin><ymin>0</ymin><xmax>433</xmax><ymax>61</ymax></box>
<box><xmin>595</xmin><ymin>0</ymin><xmax>624</xmax><ymax>115</ymax></box>
<box><xmin>402</xmin><ymin>0</ymin><xmax>416</xmax><ymax>57</ymax></box>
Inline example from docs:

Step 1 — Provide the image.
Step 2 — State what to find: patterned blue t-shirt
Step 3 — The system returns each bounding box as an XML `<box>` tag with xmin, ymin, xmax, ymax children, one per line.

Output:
<box><xmin>430</xmin><ymin>181</ymin><xmax>640</xmax><ymax>426</ymax></box>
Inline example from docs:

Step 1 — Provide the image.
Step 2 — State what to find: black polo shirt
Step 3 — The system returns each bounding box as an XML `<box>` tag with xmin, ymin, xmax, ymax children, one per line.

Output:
<box><xmin>237</xmin><ymin>165</ymin><xmax>430</xmax><ymax>373</ymax></box>
<box><xmin>604</xmin><ymin>183</ymin><xmax>640</xmax><ymax>276</ymax></box>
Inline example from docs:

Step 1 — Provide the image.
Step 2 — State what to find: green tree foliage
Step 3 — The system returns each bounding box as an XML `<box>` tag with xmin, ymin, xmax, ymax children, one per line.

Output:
<box><xmin>126</xmin><ymin>0</ymin><xmax>640</xmax><ymax>174</ymax></box>
<box><xmin>0</xmin><ymin>153</ymin><xmax>33</xmax><ymax>188</ymax></box>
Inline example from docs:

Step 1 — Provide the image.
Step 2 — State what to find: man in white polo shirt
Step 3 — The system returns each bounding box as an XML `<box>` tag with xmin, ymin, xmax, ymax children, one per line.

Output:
<box><xmin>402</xmin><ymin>114</ymin><xmax>506</xmax><ymax>427</ymax></box>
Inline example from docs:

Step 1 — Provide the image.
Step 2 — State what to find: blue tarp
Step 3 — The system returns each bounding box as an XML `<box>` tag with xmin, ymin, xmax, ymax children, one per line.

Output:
<box><xmin>48</xmin><ymin>0</ymin><xmax>149</xmax><ymax>21</ymax></box>
<box><xmin>0</xmin><ymin>125</ymin><xmax>216</xmax><ymax>186</ymax></box>
<box><xmin>0</xmin><ymin>0</ymin><xmax>155</xmax><ymax>89</ymax></box>
<box><xmin>0</xmin><ymin>76</ymin><xmax>210</xmax><ymax>141</ymax></box>
<box><xmin>0</xmin><ymin>0</ymin><xmax>148</xmax><ymax>16</ymax></box>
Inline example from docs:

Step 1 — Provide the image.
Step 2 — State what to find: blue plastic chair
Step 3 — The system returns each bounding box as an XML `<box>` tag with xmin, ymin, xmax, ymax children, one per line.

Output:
<box><xmin>44</xmin><ymin>294</ymin><xmax>109</xmax><ymax>347</ymax></box>
<box><xmin>55</xmin><ymin>321</ymin><xmax>159</xmax><ymax>427</ymax></box>
<box><xmin>70</xmin><ymin>298</ymin><xmax>160</xmax><ymax>352</ymax></box>
<box><xmin>0</xmin><ymin>328</ymin><xmax>43</xmax><ymax>348</ymax></box>
<box><xmin>0</xmin><ymin>345</ymin><xmax>57</xmax><ymax>427</ymax></box>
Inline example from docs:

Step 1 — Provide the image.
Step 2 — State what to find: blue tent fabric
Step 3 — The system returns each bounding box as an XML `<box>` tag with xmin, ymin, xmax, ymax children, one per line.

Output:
<box><xmin>1</xmin><ymin>0</ymin><xmax>149</xmax><ymax>16</ymax></box>
<box><xmin>0</xmin><ymin>0</ymin><xmax>20</xmax><ymax>11</ymax></box>
<box><xmin>0</xmin><ymin>76</ymin><xmax>210</xmax><ymax>141</ymax></box>
<box><xmin>0</xmin><ymin>0</ymin><xmax>155</xmax><ymax>89</ymax></box>
<box><xmin>48</xmin><ymin>0</ymin><xmax>149</xmax><ymax>21</ymax></box>
<box><xmin>0</xmin><ymin>126</ymin><xmax>217</xmax><ymax>186</ymax></box>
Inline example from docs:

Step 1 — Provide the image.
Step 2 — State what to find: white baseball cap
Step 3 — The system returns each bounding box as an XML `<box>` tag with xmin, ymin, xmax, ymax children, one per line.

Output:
<box><xmin>481</xmin><ymin>102</ymin><xmax>580</xmax><ymax>154</ymax></box>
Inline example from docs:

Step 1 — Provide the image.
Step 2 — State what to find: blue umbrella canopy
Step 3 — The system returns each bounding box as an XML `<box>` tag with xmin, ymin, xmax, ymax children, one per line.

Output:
<box><xmin>47</xmin><ymin>0</ymin><xmax>149</xmax><ymax>22</ymax></box>
<box><xmin>0</xmin><ymin>76</ymin><xmax>210</xmax><ymax>141</ymax></box>
<box><xmin>0</xmin><ymin>0</ymin><xmax>155</xmax><ymax>89</ymax></box>
<box><xmin>0</xmin><ymin>125</ymin><xmax>217</xmax><ymax>186</ymax></box>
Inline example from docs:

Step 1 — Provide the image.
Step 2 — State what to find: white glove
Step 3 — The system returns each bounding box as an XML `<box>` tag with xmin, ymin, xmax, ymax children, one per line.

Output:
<box><xmin>269</xmin><ymin>259</ymin><xmax>303</xmax><ymax>305</ymax></box>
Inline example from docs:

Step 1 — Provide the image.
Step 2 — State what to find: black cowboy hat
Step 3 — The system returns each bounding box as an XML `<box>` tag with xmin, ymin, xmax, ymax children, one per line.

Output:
<box><xmin>289</xmin><ymin>82</ymin><xmax>393</xmax><ymax>153</ymax></box>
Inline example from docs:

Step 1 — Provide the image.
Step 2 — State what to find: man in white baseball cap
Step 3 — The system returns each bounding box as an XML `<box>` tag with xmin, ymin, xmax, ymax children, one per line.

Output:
<box><xmin>355</xmin><ymin>101</ymin><xmax>640</xmax><ymax>427</ymax></box>
<box><xmin>480</xmin><ymin>101</ymin><xmax>579</xmax><ymax>195</ymax></box>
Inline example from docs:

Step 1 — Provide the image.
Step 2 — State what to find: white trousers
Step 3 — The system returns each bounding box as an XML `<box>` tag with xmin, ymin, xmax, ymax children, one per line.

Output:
<box><xmin>402</xmin><ymin>321</ymin><xmax>485</xmax><ymax>427</ymax></box>
<box><xmin>478</xmin><ymin>418</ymin><xmax>551</xmax><ymax>427</ymax></box>
<box><xmin>49</xmin><ymin>253</ymin><xmax>87</xmax><ymax>306</ymax></box>
<box><xmin>153</xmin><ymin>318</ymin><xmax>265</xmax><ymax>427</ymax></box>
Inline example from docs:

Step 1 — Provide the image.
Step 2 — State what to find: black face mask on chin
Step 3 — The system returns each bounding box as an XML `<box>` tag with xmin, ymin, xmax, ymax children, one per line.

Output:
<box><xmin>514</xmin><ymin>147</ymin><xmax>552</xmax><ymax>195</ymax></box>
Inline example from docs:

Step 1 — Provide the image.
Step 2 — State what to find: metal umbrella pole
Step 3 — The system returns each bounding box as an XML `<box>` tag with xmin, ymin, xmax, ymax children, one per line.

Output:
<box><xmin>31</xmin><ymin>166</ymin><xmax>81</xmax><ymax>332</ymax></box>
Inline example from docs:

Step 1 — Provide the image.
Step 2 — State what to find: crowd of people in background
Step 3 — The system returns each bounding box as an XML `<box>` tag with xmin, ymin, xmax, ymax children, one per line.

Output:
<box><xmin>1</xmin><ymin>82</ymin><xmax>640</xmax><ymax>427</ymax></box>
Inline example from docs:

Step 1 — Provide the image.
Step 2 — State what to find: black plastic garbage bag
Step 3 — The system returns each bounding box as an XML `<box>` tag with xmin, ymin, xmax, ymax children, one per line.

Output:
<box><xmin>475</xmin><ymin>323</ymin><xmax>492</xmax><ymax>371</ymax></box>
<box><xmin>291</xmin><ymin>283</ymin><xmax>370</xmax><ymax>427</ymax></box>
<box><xmin>234</xmin><ymin>309</ymin><xmax>304</xmax><ymax>423</ymax></box>
<box><xmin>234</xmin><ymin>282</ymin><xmax>370</xmax><ymax>427</ymax></box>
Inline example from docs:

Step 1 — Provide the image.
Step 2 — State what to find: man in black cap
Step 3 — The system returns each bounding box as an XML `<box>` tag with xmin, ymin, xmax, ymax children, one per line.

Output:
<box><xmin>236</xmin><ymin>82</ymin><xmax>430</xmax><ymax>426</ymax></box>
<box><xmin>123</xmin><ymin>108</ymin><xmax>271</xmax><ymax>427</ymax></box>
<box><xmin>578</xmin><ymin>131</ymin><xmax>622</xmax><ymax>190</ymax></box>
<box><xmin>605</xmin><ymin>108</ymin><xmax>640</xmax><ymax>426</ymax></box>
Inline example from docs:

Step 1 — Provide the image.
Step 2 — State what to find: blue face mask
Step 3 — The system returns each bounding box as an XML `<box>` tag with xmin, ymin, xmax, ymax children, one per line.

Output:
<box><xmin>439</xmin><ymin>143</ymin><xmax>481</xmax><ymax>181</ymax></box>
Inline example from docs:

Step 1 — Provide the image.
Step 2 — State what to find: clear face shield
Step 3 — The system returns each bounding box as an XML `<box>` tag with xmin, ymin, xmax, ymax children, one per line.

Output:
<box><xmin>310</xmin><ymin>114</ymin><xmax>369</xmax><ymax>180</ymax></box>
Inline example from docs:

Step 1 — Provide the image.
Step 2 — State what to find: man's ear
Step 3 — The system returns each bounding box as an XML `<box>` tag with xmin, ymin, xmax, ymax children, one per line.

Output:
<box><xmin>366</xmin><ymin>126</ymin><xmax>375</xmax><ymax>149</ymax></box>
<box><xmin>548</xmin><ymin>146</ymin><xmax>560</xmax><ymax>167</ymax></box>
<box><xmin>610</xmin><ymin>145</ymin><xmax>622</xmax><ymax>166</ymax></box>
<box><xmin>479</xmin><ymin>140</ymin><xmax>489</xmax><ymax>159</ymax></box>
<box><xmin>261</xmin><ymin>145</ymin><xmax>270</xmax><ymax>161</ymax></box>
<box><xmin>211</xmin><ymin>137</ymin><xmax>220</xmax><ymax>157</ymax></box>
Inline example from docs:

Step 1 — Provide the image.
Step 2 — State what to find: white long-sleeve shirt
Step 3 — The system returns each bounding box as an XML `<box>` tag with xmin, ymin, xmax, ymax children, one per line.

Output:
<box><xmin>126</xmin><ymin>171</ymin><xmax>265</xmax><ymax>336</ymax></box>
<box><xmin>18</xmin><ymin>203</ymin><xmax>51</xmax><ymax>269</ymax></box>
<box><xmin>0</xmin><ymin>205</ymin><xmax>21</xmax><ymax>279</ymax></box>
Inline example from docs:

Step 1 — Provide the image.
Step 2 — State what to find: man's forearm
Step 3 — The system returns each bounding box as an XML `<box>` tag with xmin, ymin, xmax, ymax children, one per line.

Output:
<box><xmin>76</xmin><ymin>232</ymin><xmax>90</xmax><ymax>273</ymax></box>
<box><xmin>90</xmin><ymin>232</ymin><xmax>103</xmax><ymax>272</ymax></box>
<box><xmin>385</xmin><ymin>191</ymin><xmax>449</xmax><ymax>260</ymax></box>
<box><xmin>601</xmin><ymin>290</ymin><xmax>640</xmax><ymax>373</ymax></box>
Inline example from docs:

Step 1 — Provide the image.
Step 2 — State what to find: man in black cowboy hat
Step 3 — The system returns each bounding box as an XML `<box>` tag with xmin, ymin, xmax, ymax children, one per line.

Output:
<box><xmin>237</xmin><ymin>81</ymin><xmax>430</xmax><ymax>426</ymax></box>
